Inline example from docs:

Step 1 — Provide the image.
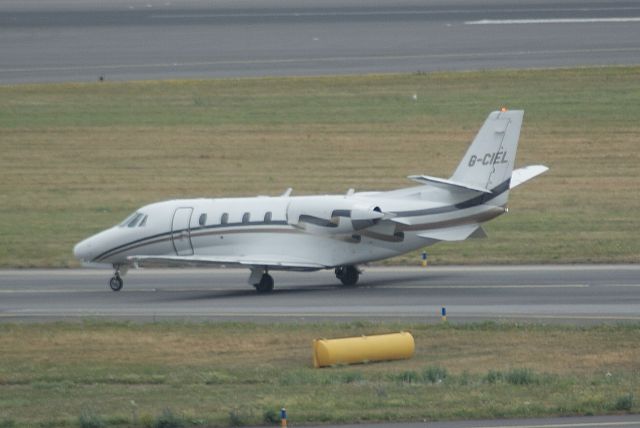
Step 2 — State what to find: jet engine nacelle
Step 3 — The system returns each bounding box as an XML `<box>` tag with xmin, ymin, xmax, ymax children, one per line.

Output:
<box><xmin>350</xmin><ymin>204</ymin><xmax>384</xmax><ymax>230</ymax></box>
<box><xmin>287</xmin><ymin>197</ymin><xmax>384</xmax><ymax>234</ymax></box>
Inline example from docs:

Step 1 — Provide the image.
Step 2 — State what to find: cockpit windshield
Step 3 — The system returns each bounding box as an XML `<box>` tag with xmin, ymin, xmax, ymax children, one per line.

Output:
<box><xmin>119</xmin><ymin>212</ymin><xmax>146</xmax><ymax>228</ymax></box>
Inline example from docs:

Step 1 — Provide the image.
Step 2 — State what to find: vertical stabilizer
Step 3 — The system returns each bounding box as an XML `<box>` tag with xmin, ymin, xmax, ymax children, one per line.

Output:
<box><xmin>450</xmin><ymin>110</ymin><xmax>523</xmax><ymax>191</ymax></box>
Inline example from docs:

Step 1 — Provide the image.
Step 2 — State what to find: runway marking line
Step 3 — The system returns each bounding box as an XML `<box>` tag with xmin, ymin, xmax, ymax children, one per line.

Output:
<box><xmin>5</xmin><ymin>283</ymin><xmax>640</xmax><ymax>293</ymax></box>
<box><xmin>466</xmin><ymin>17</ymin><xmax>640</xmax><ymax>25</ymax></box>
<box><xmin>372</xmin><ymin>284</ymin><xmax>590</xmax><ymax>289</ymax></box>
<box><xmin>0</xmin><ymin>284</ymin><xmax>595</xmax><ymax>293</ymax></box>
<box><xmin>150</xmin><ymin>9</ymin><xmax>640</xmax><ymax>20</ymax></box>
<box><xmin>3</xmin><ymin>283</ymin><xmax>640</xmax><ymax>294</ymax></box>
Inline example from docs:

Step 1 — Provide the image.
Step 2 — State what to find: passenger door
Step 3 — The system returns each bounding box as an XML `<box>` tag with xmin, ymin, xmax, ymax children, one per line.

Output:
<box><xmin>171</xmin><ymin>207</ymin><xmax>194</xmax><ymax>256</ymax></box>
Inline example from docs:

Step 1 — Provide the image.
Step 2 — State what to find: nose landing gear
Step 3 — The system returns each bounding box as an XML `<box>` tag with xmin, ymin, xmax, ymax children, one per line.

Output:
<box><xmin>109</xmin><ymin>265</ymin><xmax>127</xmax><ymax>291</ymax></box>
<box><xmin>109</xmin><ymin>275</ymin><xmax>123</xmax><ymax>291</ymax></box>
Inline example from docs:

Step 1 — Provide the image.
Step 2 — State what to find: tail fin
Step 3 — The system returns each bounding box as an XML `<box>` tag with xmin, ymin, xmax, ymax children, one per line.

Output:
<box><xmin>450</xmin><ymin>110</ymin><xmax>523</xmax><ymax>191</ymax></box>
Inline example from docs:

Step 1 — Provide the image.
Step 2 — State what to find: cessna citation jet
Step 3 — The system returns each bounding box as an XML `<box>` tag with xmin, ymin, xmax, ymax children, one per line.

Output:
<box><xmin>74</xmin><ymin>110</ymin><xmax>547</xmax><ymax>293</ymax></box>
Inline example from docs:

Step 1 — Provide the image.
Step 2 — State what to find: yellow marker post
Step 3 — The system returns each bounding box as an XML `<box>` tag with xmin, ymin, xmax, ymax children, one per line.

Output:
<box><xmin>441</xmin><ymin>306</ymin><xmax>447</xmax><ymax>322</ymax></box>
<box><xmin>421</xmin><ymin>251</ymin><xmax>428</xmax><ymax>267</ymax></box>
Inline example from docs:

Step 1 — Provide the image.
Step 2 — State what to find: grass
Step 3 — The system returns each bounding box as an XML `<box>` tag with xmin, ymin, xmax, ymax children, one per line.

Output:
<box><xmin>0</xmin><ymin>321</ymin><xmax>638</xmax><ymax>427</ymax></box>
<box><xmin>1</xmin><ymin>66</ymin><xmax>640</xmax><ymax>266</ymax></box>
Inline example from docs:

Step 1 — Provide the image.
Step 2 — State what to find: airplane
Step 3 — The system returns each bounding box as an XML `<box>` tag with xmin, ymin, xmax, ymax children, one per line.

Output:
<box><xmin>73</xmin><ymin>109</ymin><xmax>548</xmax><ymax>293</ymax></box>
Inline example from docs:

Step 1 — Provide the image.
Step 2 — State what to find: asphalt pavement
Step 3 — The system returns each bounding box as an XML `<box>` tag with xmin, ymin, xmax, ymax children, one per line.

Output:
<box><xmin>1</xmin><ymin>0</ymin><xmax>639</xmax><ymax>83</ymax></box>
<box><xmin>302</xmin><ymin>415</ymin><xmax>640</xmax><ymax>428</ymax></box>
<box><xmin>1</xmin><ymin>265</ymin><xmax>639</xmax><ymax>323</ymax></box>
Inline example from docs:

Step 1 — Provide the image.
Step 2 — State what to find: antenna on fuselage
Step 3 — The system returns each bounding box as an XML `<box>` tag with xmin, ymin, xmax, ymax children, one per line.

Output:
<box><xmin>281</xmin><ymin>188</ymin><xmax>293</xmax><ymax>197</ymax></box>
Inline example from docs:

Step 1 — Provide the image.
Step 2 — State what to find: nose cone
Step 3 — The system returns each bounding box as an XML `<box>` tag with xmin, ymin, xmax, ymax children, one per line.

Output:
<box><xmin>73</xmin><ymin>238</ymin><xmax>94</xmax><ymax>262</ymax></box>
<box><xmin>74</xmin><ymin>227</ymin><xmax>122</xmax><ymax>265</ymax></box>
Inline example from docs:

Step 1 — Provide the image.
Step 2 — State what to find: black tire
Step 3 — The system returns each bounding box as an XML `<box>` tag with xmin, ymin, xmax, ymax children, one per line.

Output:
<box><xmin>254</xmin><ymin>273</ymin><xmax>274</xmax><ymax>293</ymax></box>
<box><xmin>109</xmin><ymin>276</ymin><xmax>123</xmax><ymax>292</ymax></box>
<box><xmin>336</xmin><ymin>265</ymin><xmax>359</xmax><ymax>286</ymax></box>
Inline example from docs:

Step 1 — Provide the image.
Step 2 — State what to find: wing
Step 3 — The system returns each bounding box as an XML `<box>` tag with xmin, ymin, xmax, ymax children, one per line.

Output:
<box><xmin>127</xmin><ymin>254</ymin><xmax>327</xmax><ymax>271</ymax></box>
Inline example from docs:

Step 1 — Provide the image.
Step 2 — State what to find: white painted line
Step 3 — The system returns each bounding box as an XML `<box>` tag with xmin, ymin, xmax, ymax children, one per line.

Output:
<box><xmin>384</xmin><ymin>283</ymin><xmax>638</xmax><ymax>288</ymax></box>
<box><xmin>374</xmin><ymin>284</ymin><xmax>590</xmax><ymax>289</ymax></box>
<box><xmin>149</xmin><ymin>7</ymin><xmax>640</xmax><ymax>19</ymax></box>
<box><xmin>0</xmin><ymin>284</ymin><xmax>593</xmax><ymax>293</ymax></box>
<box><xmin>1</xmin><ymin>283</ymin><xmax>638</xmax><ymax>294</ymax></box>
<box><xmin>466</xmin><ymin>17</ymin><xmax>640</xmax><ymax>25</ymax></box>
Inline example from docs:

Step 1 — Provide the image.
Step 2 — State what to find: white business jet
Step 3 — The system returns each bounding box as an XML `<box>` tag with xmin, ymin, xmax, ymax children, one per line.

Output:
<box><xmin>74</xmin><ymin>110</ymin><xmax>547</xmax><ymax>293</ymax></box>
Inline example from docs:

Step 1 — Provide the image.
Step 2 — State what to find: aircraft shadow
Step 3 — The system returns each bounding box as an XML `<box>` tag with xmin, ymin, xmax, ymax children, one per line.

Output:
<box><xmin>146</xmin><ymin>272</ymin><xmax>446</xmax><ymax>302</ymax></box>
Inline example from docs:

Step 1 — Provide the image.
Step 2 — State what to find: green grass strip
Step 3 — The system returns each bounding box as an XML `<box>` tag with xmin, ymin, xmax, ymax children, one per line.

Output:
<box><xmin>1</xmin><ymin>66</ymin><xmax>639</xmax><ymax>266</ymax></box>
<box><xmin>0</xmin><ymin>321</ymin><xmax>638</xmax><ymax>427</ymax></box>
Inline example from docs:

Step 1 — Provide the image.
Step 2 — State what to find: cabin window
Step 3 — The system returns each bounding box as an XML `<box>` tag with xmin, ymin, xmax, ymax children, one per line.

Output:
<box><xmin>126</xmin><ymin>213</ymin><xmax>144</xmax><ymax>228</ymax></box>
<box><xmin>199</xmin><ymin>213</ymin><xmax>207</xmax><ymax>226</ymax></box>
<box><xmin>138</xmin><ymin>215</ymin><xmax>148</xmax><ymax>227</ymax></box>
<box><xmin>220</xmin><ymin>213</ymin><xmax>228</xmax><ymax>225</ymax></box>
<box><xmin>264</xmin><ymin>211</ymin><xmax>272</xmax><ymax>223</ymax></box>
<box><xmin>118</xmin><ymin>212</ymin><xmax>138</xmax><ymax>227</ymax></box>
<box><xmin>242</xmin><ymin>212</ymin><xmax>250</xmax><ymax>224</ymax></box>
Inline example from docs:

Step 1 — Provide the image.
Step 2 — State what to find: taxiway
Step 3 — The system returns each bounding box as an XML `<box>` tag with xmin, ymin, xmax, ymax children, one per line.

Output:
<box><xmin>1</xmin><ymin>265</ymin><xmax>638</xmax><ymax>323</ymax></box>
<box><xmin>1</xmin><ymin>0</ymin><xmax>639</xmax><ymax>83</ymax></box>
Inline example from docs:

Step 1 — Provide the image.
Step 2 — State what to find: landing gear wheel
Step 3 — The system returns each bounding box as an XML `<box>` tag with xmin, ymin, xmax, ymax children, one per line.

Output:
<box><xmin>254</xmin><ymin>273</ymin><xmax>274</xmax><ymax>293</ymax></box>
<box><xmin>109</xmin><ymin>275</ymin><xmax>123</xmax><ymax>292</ymax></box>
<box><xmin>335</xmin><ymin>265</ymin><xmax>359</xmax><ymax>286</ymax></box>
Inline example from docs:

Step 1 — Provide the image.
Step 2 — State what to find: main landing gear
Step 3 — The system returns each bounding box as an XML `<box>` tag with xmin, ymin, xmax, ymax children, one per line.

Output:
<box><xmin>247</xmin><ymin>265</ymin><xmax>360</xmax><ymax>293</ymax></box>
<box><xmin>249</xmin><ymin>268</ymin><xmax>274</xmax><ymax>293</ymax></box>
<box><xmin>335</xmin><ymin>265</ymin><xmax>360</xmax><ymax>286</ymax></box>
<box><xmin>109</xmin><ymin>265</ymin><xmax>127</xmax><ymax>292</ymax></box>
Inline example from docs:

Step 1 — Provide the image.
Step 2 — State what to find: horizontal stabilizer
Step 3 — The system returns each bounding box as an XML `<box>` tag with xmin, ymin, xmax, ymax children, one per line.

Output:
<box><xmin>417</xmin><ymin>224</ymin><xmax>485</xmax><ymax>242</ymax></box>
<box><xmin>510</xmin><ymin>165</ymin><xmax>549</xmax><ymax>189</ymax></box>
<box><xmin>407</xmin><ymin>175</ymin><xmax>492</xmax><ymax>194</ymax></box>
<box><xmin>128</xmin><ymin>255</ymin><xmax>327</xmax><ymax>271</ymax></box>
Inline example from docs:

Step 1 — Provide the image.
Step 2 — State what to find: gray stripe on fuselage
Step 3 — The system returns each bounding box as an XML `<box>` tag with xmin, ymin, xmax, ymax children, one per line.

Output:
<box><xmin>391</xmin><ymin>179</ymin><xmax>510</xmax><ymax>217</ymax></box>
<box><xmin>298</xmin><ymin>215</ymin><xmax>338</xmax><ymax>228</ymax></box>
<box><xmin>398</xmin><ymin>206</ymin><xmax>505</xmax><ymax>232</ymax></box>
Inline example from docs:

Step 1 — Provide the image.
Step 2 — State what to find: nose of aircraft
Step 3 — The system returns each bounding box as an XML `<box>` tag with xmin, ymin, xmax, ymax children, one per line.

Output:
<box><xmin>73</xmin><ymin>238</ymin><xmax>94</xmax><ymax>262</ymax></box>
